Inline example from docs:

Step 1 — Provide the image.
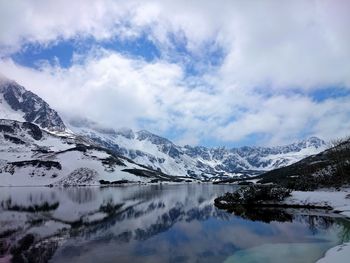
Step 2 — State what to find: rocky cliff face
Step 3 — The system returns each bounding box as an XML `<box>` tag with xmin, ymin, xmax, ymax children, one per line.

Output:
<box><xmin>0</xmin><ymin>78</ymin><xmax>66</xmax><ymax>132</ymax></box>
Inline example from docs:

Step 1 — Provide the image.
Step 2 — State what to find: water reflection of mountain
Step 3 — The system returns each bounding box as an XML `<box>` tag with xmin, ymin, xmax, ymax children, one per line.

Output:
<box><xmin>64</xmin><ymin>187</ymin><xmax>97</xmax><ymax>204</ymax></box>
<box><xmin>1</xmin><ymin>185</ymin><xmax>350</xmax><ymax>263</ymax></box>
<box><xmin>55</xmin><ymin>185</ymin><xmax>233</xmax><ymax>242</ymax></box>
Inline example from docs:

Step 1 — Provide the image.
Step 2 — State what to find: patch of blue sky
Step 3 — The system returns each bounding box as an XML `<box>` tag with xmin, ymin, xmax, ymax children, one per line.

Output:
<box><xmin>10</xmin><ymin>34</ymin><xmax>161</xmax><ymax>69</ymax></box>
<box><xmin>102</xmin><ymin>34</ymin><xmax>160</xmax><ymax>61</ymax></box>
<box><xmin>308</xmin><ymin>86</ymin><xmax>350</xmax><ymax>102</ymax></box>
<box><xmin>252</xmin><ymin>82</ymin><xmax>350</xmax><ymax>102</ymax></box>
<box><xmin>11</xmin><ymin>41</ymin><xmax>75</xmax><ymax>69</ymax></box>
<box><xmin>10</xmin><ymin>32</ymin><xmax>226</xmax><ymax>80</ymax></box>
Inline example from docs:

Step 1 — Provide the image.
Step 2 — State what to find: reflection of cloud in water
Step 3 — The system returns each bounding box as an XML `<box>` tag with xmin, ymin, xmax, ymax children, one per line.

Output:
<box><xmin>0</xmin><ymin>184</ymin><xmax>349</xmax><ymax>263</ymax></box>
<box><xmin>224</xmin><ymin>243</ymin><xmax>329</xmax><ymax>263</ymax></box>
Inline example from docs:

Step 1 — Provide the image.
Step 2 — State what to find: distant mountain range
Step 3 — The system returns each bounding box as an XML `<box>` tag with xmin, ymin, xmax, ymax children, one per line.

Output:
<box><xmin>70</xmin><ymin>120</ymin><xmax>326</xmax><ymax>180</ymax></box>
<box><xmin>0</xmin><ymin>77</ymin><xmax>327</xmax><ymax>185</ymax></box>
<box><xmin>257</xmin><ymin>137</ymin><xmax>350</xmax><ymax>190</ymax></box>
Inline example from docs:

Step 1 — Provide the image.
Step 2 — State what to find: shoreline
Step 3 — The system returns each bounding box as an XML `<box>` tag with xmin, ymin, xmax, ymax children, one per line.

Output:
<box><xmin>285</xmin><ymin>188</ymin><xmax>350</xmax><ymax>218</ymax></box>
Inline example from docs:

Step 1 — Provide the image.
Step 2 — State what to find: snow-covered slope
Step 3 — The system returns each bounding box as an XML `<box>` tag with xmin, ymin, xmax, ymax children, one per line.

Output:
<box><xmin>70</xmin><ymin>120</ymin><xmax>326</xmax><ymax>180</ymax></box>
<box><xmin>0</xmin><ymin>77</ymin><xmax>326</xmax><ymax>182</ymax></box>
<box><xmin>0</xmin><ymin>77</ymin><xmax>66</xmax><ymax>132</ymax></box>
<box><xmin>258</xmin><ymin>137</ymin><xmax>350</xmax><ymax>190</ymax></box>
<box><xmin>0</xmin><ymin>119</ymin><xmax>185</xmax><ymax>186</ymax></box>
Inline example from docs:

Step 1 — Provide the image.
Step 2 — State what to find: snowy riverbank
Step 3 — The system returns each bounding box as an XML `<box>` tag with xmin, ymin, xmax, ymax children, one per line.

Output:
<box><xmin>316</xmin><ymin>242</ymin><xmax>350</xmax><ymax>263</ymax></box>
<box><xmin>285</xmin><ymin>188</ymin><xmax>350</xmax><ymax>218</ymax></box>
<box><xmin>285</xmin><ymin>188</ymin><xmax>350</xmax><ymax>263</ymax></box>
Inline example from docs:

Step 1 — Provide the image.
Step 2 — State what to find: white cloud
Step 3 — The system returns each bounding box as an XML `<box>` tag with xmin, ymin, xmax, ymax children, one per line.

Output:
<box><xmin>217</xmin><ymin>95</ymin><xmax>350</xmax><ymax>145</ymax></box>
<box><xmin>0</xmin><ymin>0</ymin><xmax>350</xmax><ymax>145</ymax></box>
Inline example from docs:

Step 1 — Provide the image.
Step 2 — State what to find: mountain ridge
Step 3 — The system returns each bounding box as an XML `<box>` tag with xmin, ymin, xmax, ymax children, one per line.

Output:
<box><xmin>0</xmin><ymin>77</ymin><xmax>327</xmax><ymax>182</ymax></box>
<box><xmin>0</xmin><ymin>118</ymin><xmax>187</xmax><ymax>186</ymax></box>
<box><xmin>70</xmin><ymin>119</ymin><xmax>326</xmax><ymax>179</ymax></box>
<box><xmin>0</xmin><ymin>77</ymin><xmax>66</xmax><ymax>132</ymax></box>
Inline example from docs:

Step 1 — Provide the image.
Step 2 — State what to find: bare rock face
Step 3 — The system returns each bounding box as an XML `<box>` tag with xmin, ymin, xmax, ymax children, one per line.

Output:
<box><xmin>0</xmin><ymin>79</ymin><xmax>66</xmax><ymax>132</ymax></box>
<box><xmin>56</xmin><ymin>168</ymin><xmax>99</xmax><ymax>186</ymax></box>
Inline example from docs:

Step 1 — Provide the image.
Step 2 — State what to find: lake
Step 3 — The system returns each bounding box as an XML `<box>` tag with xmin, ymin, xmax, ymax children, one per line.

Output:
<box><xmin>0</xmin><ymin>184</ymin><xmax>349</xmax><ymax>263</ymax></box>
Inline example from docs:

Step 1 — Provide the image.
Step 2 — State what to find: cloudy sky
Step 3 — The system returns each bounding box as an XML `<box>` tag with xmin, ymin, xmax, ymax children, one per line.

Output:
<box><xmin>0</xmin><ymin>0</ymin><xmax>350</xmax><ymax>147</ymax></box>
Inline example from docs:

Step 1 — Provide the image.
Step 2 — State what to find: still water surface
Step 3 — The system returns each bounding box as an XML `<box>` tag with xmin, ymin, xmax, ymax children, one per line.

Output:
<box><xmin>0</xmin><ymin>184</ymin><xmax>349</xmax><ymax>263</ymax></box>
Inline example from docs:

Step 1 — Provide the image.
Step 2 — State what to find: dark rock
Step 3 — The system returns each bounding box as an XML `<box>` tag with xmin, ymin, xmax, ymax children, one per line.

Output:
<box><xmin>0</xmin><ymin>124</ymin><xmax>14</xmax><ymax>133</ymax></box>
<box><xmin>10</xmin><ymin>234</ymin><xmax>35</xmax><ymax>256</ymax></box>
<box><xmin>4</xmin><ymin>134</ymin><xmax>25</xmax><ymax>144</ymax></box>
<box><xmin>99</xmin><ymin>180</ymin><xmax>130</xmax><ymax>185</ymax></box>
<box><xmin>0</xmin><ymin>80</ymin><xmax>66</xmax><ymax>131</ymax></box>
<box><xmin>22</xmin><ymin>122</ymin><xmax>42</xmax><ymax>140</ymax></box>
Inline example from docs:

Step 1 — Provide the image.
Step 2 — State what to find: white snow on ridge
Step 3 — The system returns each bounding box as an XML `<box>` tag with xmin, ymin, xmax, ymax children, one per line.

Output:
<box><xmin>0</xmin><ymin>120</ymin><xmax>174</xmax><ymax>186</ymax></box>
<box><xmin>71</xmin><ymin>125</ymin><xmax>327</xmax><ymax>179</ymax></box>
<box><xmin>259</xmin><ymin>145</ymin><xmax>327</xmax><ymax>171</ymax></box>
<box><xmin>0</xmin><ymin>94</ymin><xmax>25</xmax><ymax>122</ymax></box>
<box><xmin>71</xmin><ymin>126</ymin><xmax>196</xmax><ymax>177</ymax></box>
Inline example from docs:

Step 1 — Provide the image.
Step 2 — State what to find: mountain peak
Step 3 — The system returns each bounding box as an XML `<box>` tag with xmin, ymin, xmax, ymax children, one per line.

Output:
<box><xmin>0</xmin><ymin>78</ymin><xmax>66</xmax><ymax>132</ymax></box>
<box><xmin>299</xmin><ymin>136</ymin><xmax>326</xmax><ymax>148</ymax></box>
<box><xmin>136</xmin><ymin>130</ymin><xmax>173</xmax><ymax>145</ymax></box>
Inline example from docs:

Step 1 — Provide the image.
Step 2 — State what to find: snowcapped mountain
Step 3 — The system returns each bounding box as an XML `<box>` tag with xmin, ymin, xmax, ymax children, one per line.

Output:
<box><xmin>0</xmin><ymin>119</ymin><xmax>186</xmax><ymax>186</ymax></box>
<box><xmin>0</xmin><ymin>77</ymin><xmax>66</xmax><ymax>132</ymax></box>
<box><xmin>258</xmin><ymin>137</ymin><xmax>350</xmax><ymax>190</ymax></box>
<box><xmin>0</xmin><ymin>77</ymin><xmax>327</xmax><ymax>184</ymax></box>
<box><xmin>0</xmin><ymin>77</ymin><xmax>190</xmax><ymax>186</ymax></box>
<box><xmin>70</xmin><ymin>120</ymin><xmax>327</xmax><ymax>180</ymax></box>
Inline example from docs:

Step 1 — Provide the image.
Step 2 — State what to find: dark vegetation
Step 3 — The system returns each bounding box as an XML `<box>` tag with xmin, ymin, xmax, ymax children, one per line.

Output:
<box><xmin>214</xmin><ymin>184</ymin><xmax>332</xmax><ymax>217</ymax></box>
<box><xmin>99</xmin><ymin>179</ymin><xmax>130</xmax><ymax>185</ymax></box>
<box><xmin>257</xmin><ymin>137</ymin><xmax>350</xmax><ymax>190</ymax></box>
<box><xmin>8</xmin><ymin>160</ymin><xmax>62</xmax><ymax>171</ymax></box>
<box><xmin>214</xmin><ymin>184</ymin><xmax>292</xmax><ymax>207</ymax></box>
<box><xmin>215</xmin><ymin>137</ymin><xmax>350</xmax><ymax>215</ymax></box>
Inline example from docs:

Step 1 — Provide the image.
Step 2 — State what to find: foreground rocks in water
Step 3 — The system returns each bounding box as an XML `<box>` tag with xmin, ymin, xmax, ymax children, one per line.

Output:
<box><xmin>215</xmin><ymin>184</ymin><xmax>291</xmax><ymax>208</ymax></box>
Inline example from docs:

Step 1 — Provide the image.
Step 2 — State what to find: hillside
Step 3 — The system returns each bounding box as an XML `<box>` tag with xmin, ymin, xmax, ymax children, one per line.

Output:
<box><xmin>0</xmin><ymin>119</ymin><xmax>185</xmax><ymax>186</ymax></box>
<box><xmin>258</xmin><ymin>138</ymin><xmax>350</xmax><ymax>190</ymax></box>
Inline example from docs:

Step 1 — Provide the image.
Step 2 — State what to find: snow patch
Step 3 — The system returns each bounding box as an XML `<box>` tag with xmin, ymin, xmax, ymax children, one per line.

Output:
<box><xmin>316</xmin><ymin>242</ymin><xmax>350</xmax><ymax>263</ymax></box>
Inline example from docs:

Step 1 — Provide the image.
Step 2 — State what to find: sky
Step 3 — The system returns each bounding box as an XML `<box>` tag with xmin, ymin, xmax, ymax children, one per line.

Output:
<box><xmin>0</xmin><ymin>0</ymin><xmax>350</xmax><ymax>147</ymax></box>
